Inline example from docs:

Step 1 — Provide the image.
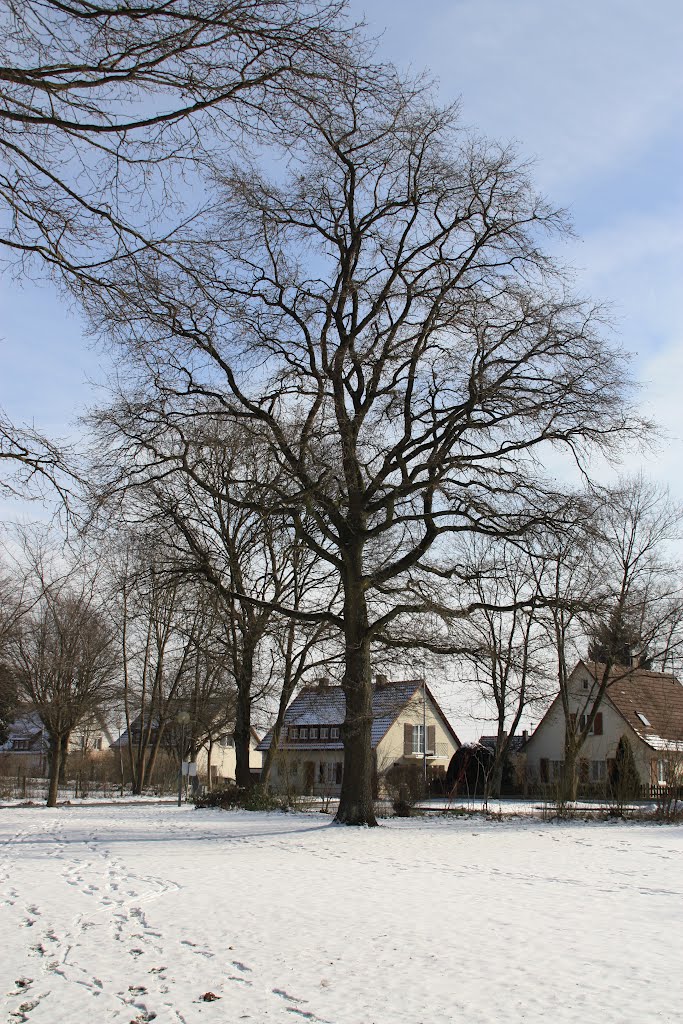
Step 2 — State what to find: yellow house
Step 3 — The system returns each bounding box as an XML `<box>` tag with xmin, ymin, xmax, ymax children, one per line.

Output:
<box><xmin>259</xmin><ymin>675</ymin><xmax>460</xmax><ymax>796</ymax></box>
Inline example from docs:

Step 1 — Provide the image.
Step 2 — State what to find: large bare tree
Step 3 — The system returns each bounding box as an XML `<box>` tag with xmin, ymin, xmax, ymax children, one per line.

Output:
<box><xmin>90</xmin><ymin>79</ymin><xmax>642</xmax><ymax>824</ymax></box>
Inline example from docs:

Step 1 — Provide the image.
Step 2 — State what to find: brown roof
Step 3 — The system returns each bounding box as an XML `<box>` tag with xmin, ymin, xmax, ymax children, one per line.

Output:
<box><xmin>583</xmin><ymin>661</ymin><xmax>683</xmax><ymax>748</ymax></box>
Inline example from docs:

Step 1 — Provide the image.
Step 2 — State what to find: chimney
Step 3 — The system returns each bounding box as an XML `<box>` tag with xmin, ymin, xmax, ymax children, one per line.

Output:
<box><xmin>375</xmin><ymin>673</ymin><xmax>389</xmax><ymax>687</ymax></box>
<box><xmin>522</xmin><ymin>729</ymin><xmax>529</xmax><ymax>742</ymax></box>
<box><xmin>316</xmin><ymin>676</ymin><xmax>329</xmax><ymax>688</ymax></box>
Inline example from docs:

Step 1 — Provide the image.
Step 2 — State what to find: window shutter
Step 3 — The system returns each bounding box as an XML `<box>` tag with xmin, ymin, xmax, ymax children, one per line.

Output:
<box><xmin>594</xmin><ymin>712</ymin><xmax>603</xmax><ymax>736</ymax></box>
<box><xmin>540</xmin><ymin>758</ymin><xmax>549</xmax><ymax>783</ymax></box>
<box><xmin>427</xmin><ymin>725</ymin><xmax>436</xmax><ymax>755</ymax></box>
<box><xmin>404</xmin><ymin>723</ymin><xmax>413</xmax><ymax>755</ymax></box>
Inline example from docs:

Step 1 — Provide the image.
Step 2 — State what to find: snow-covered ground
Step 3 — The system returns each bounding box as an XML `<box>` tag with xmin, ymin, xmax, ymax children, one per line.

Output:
<box><xmin>1</xmin><ymin>805</ymin><xmax>681</xmax><ymax>1024</ymax></box>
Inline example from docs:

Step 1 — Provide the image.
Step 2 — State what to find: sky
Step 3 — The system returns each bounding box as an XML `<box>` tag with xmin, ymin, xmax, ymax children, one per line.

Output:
<box><xmin>0</xmin><ymin>0</ymin><xmax>681</xmax><ymax>727</ymax></box>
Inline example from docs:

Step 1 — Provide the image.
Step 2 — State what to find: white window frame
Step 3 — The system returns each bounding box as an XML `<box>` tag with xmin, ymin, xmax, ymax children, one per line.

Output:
<box><xmin>412</xmin><ymin>724</ymin><xmax>425</xmax><ymax>755</ymax></box>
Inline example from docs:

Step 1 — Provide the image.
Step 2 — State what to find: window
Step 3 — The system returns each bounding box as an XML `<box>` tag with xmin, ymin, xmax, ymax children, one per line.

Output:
<box><xmin>657</xmin><ymin>760</ymin><xmax>669</xmax><ymax>785</ymax></box>
<box><xmin>579</xmin><ymin>713</ymin><xmax>603</xmax><ymax>736</ymax></box>
<box><xmin>291</xmin><ymin>761</ymin><xmax>299</xmax><ymax>776</ymax></box>
<box><xmin>330</xmin><ymin>726</ymin><xmax>340</xmax><ymax>740</ymax></box>
<box><xmin>636</xmin><ymin>712</ymin><xmax>651</xmax><ymax>727</ymax></box>
<box><xmin>317</xmin><ymin>762</ymin><xmax>342</xmax><ymax>785</ymax></box>
<box><xmin>219</xmin><ymin>733</ymin><xmax>234</xmax><ymax>748</ymax></box>
<box><xmin>12</xmin><ymin>739</ymin><xmax>30</xmax><ymax>751</ymax></box>
<box><xmin>582</xmin><ymin>679</ymin><xmax>589</xmax><ymax>690</ymax></box>
<box><xmin>550</xmin><ymin>760</ymin><xmax>564</xmax><ymax>782</ymax></box>
<box><xmin>412</xmin><ymin>724</ymin><xmax>425</xmax><ymax>754</ymax></box>
<box><xmin>320</xmin><ymin>726</ymin><xmax>329</xmax><ymax>740</ymax></box>
<box><xmin>288</xmin><ymin>726</ymin><xmax>298</xmax><ymax>741</ymax></box>
<box><xmin>309</xmin><ymin>726</ymin><xmax>319</xmax><ymax>741</ymax></box>
<box><xmin>299</xmin><ymin>727</ymin><xmax>308</xmax><ymax>740</ymax></box>
<box><xmin>591</xmin><ymin>760</ymin><xmax>606</xmax><ymax>783</ymax></box>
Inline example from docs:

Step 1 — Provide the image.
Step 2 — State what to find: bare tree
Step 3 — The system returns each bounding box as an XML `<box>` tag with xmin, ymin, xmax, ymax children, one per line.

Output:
<box><xmin>458</xmin><ymin>539</ymin><xmax>552</xmax><ymax>800</ymax></box>
<box><xmin>7</xmin><ymin>554</ymin><xmax>118</xmax><ymax>806</ymax></box>
<box><xmin>0</xmin><ymin>0</ymin><xmax>363</xmax><ymax>281</ymax></box>
<box><xmin>105</xmin><ymin>533</ymin><xmax>219</xmax><ymax>793</ymax></box>
<box><xmin>92</xmin><ymin>420</ymin><xmax>338</xmax><ymax>786</ymax></box>
<box><xmin>0</xmin><ymin>0</ymin><xmax>368</xmax><ymax>500</ymax></box>
<box><xmin>89</xmin><ymin>78</ymin><xmax>643</xmax><ymax>824</ymax></box>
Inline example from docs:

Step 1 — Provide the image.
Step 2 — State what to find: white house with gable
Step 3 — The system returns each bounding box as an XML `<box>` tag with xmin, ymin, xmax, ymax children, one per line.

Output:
<box><xmin>525</xmin><ymin>660</ymin><xmax>683</xmax><ymax>791</ymax></box>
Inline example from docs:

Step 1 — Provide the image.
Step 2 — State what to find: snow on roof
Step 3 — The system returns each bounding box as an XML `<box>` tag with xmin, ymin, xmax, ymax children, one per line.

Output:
<box><xmin>257</xmin><ymin>678</ymin><xmax>459</xmax><ymax>752</ymax></box>
<box><xmin>582</xmin><ymin>661</ymin><xmax>683</xmax><ymax>749</ymax></box>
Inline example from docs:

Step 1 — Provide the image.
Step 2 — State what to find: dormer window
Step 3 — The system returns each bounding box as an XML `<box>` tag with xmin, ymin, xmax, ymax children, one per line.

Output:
<box><xmin>636</xmin><ymin>712</ymin><xmax>651</xmax><ymax>727</ymax></box>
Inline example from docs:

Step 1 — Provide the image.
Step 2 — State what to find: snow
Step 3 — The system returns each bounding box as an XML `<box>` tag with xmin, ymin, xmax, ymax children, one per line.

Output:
<box><xmin>1</xmin><ymin>805</ymin><xmax>682</xmax><ymax>1024</ymax></box>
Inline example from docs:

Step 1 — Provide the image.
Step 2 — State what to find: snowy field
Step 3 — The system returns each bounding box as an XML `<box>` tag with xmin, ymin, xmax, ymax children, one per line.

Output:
<box><xmin>1</xmin><ymin>805</ymin><xmax>682</xmax><ymax>1024</ymax></box>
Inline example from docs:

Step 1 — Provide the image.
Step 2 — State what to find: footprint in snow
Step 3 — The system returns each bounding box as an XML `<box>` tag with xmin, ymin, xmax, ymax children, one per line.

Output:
<box><xmin>273</xmin><ymin>988</ymin><xmax>307</xmax><ymax>1004</ymax></box>
<box><xmin>180</xmin><ymin>940</ymin><xmax>213</xmax><ymax>958</ymax></box>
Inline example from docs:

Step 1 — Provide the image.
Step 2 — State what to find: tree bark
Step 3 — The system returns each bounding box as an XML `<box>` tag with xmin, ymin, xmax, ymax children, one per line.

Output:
<box><xmin>58</xmin><ymin>733</ymin><xmax>69</xmax><ymax>785</ymax></box>
<box><xmin>335</xmin><ymin>578</ymin><xmax>377</xmax><ymax>826</ymax></box>
<box><xmin>234</xmin><ymin>650</ymin><xmax>254</xmax><ymax>787</ymax></box>
<box><xmin>46</xmin><ymin>734</ymin><xmax>61</xmax><ymax>807</ymax></box>
<box><xmin>561</xmin><ymin>742</ymin><xmax>579</xmax><ymax>803</ymax></box>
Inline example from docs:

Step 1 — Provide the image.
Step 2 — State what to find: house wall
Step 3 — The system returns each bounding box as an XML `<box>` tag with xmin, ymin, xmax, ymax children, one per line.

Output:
<box><xmin>199</xmin><ymin>736</ymin><xmax>262</xmax><ymax>783</ymax></box>
<box><xmin>268</xmin><ymin>748</ymin><xmax>344</xmax><ymax>797</ymax></box>
<box><xmin>377</xmin><ymin>691</ymin><xmax>458</xmax><ymax>774</ymax></box>
<box><xmin>525</xmin><ymin>665</ymin><xmax>654</xmax><ymax>787</ymax></box>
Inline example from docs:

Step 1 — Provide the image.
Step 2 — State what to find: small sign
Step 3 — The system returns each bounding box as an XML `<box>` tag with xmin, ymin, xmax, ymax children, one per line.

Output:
<box><xmin>181</xmin><ymin>761</ymin><xmax>197</xmax><ymax>777</ymax></box>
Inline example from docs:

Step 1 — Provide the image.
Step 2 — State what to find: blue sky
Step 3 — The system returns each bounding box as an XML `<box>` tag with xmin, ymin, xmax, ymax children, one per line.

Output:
<box><xmin>1</xmin><ymin>0</ymin><xmax>682</xmax><ymax>519</ymax></box>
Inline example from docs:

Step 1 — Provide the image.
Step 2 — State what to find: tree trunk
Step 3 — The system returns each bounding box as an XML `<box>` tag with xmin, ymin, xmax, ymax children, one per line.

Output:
<box><xmin>261</xmin><ymin>643</ymin><xmax>298</xmax><ymax>788</ymax></box>
<box><xmin>488</xmin><ymin>758</ymin><xmax>504</xmax><ymax>802</ymax></box>
<box><xmin>46</xmin><ymin>734</ymin><xmax>61</xmax><ymax>807</ymax></box>
<box><xmin>58</xmin><ymin>733</ymin><xmax>69</xmax><ymax>785</ymax></box>
<box><xmin>335</xmin><ymin>579</ymin><xmax>377</xmax><ymax>826</ymax></box>
<box><xmin>234</xmin><ymin>651</ymin><xmax>253</xmax><ymax>787</ymax></box>
<box><xmin>561</xmin><ymin>742</ymin><xmax>579</xmax><ymax>803</ymax></box>
<box><xmin>206</xmin><ymin>738</ymin><xmax>213</xmax><ymax>792</ymax></box>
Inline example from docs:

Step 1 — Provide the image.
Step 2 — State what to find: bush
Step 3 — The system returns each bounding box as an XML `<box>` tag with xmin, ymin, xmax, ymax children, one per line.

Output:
<box><xmin>609</xmin><ymin>735</ymin><xmax>641</xmax><ymax>814</ymax></box>
<box><xmin>392</xmin><ymin>797</ymin><xmax>415</xmax><ymax>817</ymax></box>
<box><xmin>195</xmin><ymin>785</ymin><xmax>295</xmax><ymax>812</ymax></box>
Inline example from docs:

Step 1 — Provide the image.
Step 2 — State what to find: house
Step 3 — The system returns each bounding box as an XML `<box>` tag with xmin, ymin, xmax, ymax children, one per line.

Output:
<box><xmin>0</xmin><ymin>708</ymin><xmax>114</xmax><ymax>775</ymax></box>
<box><xmin>258</xmin><ymin>674</ymin><xmax>461</xmax><ymax>797</ymax></box>
<box><xmin>524</xmin><ymin>660</ymin><xmax>683</xmax><ymax>792</ymax></box>
<box><xmin>113</xmin><ymin>713</ymin><xmax>262</xmax><ymax>785</ymax></box>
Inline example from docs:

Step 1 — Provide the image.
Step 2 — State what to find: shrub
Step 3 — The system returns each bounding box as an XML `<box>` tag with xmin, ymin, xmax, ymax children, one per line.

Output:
<box><xmin>195</xmin><ymin>785</ymin><xmax>295</xmax><ymax>812</ymax></box>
